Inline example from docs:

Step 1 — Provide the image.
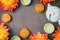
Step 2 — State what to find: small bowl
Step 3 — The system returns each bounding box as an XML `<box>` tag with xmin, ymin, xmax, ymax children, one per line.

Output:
<box><xmin>44</xmin><ymin>23</ymin><xmax>55</xmax><ymax>34</ymax></box>
<box><xmin>11</xmin><ymin>36</ymin><xmax>21</xmax><ymax>40</ymax></box>
<box><xmin>20</xmin><ymin>0</ymin><xmax>31</xmax><ymax>5</ymax></box>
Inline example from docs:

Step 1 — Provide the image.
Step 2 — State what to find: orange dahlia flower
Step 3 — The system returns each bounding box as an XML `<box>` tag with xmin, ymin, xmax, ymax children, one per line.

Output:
<box><xmin>0</xmin><ymin>0</ymin><xmax>19</xmax><ymax>12</ymax></box>
<box><xmin>29</xmin><ymin>32</ymin><xmax>49</xmax><ymax>40</ymax></box>
<box><xmin>40</xmin><ymin>0</ymin><xmax>55</xmax><ymax>5</ymax></box>
<box><xmin>52</xmin><ymin>26</ymin><xmax>60</xmax><ymax>40</ymax></box>
<box><xmin>0</xmin><ymin>23</ymin><xmax>9</xmax><ymax>40</ymax></box>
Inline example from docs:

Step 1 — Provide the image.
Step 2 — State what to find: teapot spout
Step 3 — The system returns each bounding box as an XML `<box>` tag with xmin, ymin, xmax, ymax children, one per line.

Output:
<box><xmin>47</xmin><ymin>3</ymin><xmax>52</xmax><ymax>9</ymax></box>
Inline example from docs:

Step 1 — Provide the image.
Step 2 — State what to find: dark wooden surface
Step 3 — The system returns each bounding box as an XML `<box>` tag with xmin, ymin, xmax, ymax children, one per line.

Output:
<box><xmin>0</xmin><ymin>0</ymin><xmax>60</xmax><ymax>40</ymax></box>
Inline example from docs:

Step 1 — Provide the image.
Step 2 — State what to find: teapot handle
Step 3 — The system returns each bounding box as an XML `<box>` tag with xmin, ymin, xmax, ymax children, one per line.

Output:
<box><xmin>58</xmin><ymin>19</ymin><xmax>60</xmax><ymax>25</ymax></box>
<box><xmin>58</xmin><ymin>9</ymin><xmax>60</xmax><ymax>25</ymax></box>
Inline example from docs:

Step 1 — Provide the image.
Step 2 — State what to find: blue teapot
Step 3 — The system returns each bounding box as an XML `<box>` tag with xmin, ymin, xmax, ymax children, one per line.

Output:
<box><xmin>46</xmin><ymin>3</ymin><xmax>60</xmax><ymax>25</ymax></box>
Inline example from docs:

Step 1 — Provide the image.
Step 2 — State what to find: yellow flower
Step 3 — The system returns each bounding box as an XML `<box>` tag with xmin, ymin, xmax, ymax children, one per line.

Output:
<box><xmin>0</xmin><ymin>23</ymin><xmax>9</xmax><ymax>40</ymax></box>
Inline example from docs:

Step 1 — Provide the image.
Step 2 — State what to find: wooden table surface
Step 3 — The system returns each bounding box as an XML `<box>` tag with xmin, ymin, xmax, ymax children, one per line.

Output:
<box><xmin>0</xmin><ymin>0</ymin><xmax>60</xmax><ymax>40</ymax></box>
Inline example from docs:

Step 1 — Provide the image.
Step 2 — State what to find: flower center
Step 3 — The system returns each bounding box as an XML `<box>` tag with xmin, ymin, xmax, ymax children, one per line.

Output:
<box><xmin>1</xmin><ymin>0</ymin><xmax>12</xmax><ymax>5</ymax></box>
